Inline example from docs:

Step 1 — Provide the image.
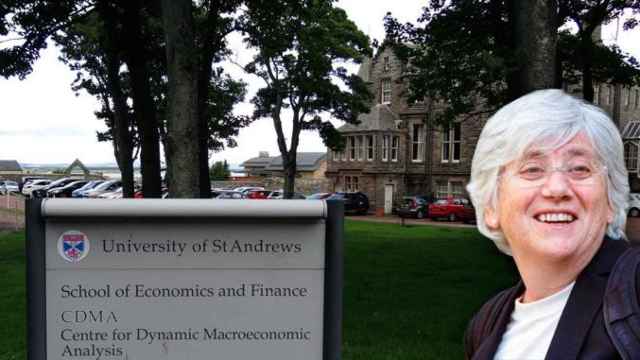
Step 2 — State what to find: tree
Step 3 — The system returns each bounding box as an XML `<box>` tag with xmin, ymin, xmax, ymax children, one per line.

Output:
<box><xmin>1</xmin><ymin>0</ymin><xmax>250</xmax><ymax>198</ymax></box>
<box><xmin>120</xmin><ymin>0</ymin><xmax>163</xmax><ymax>198</ymax></box>
<box><xmin>53</xmin><ymin>2</ymin><xmax>138</xmax><ymax>198</ymax></box>
<box><xmin>241</xmin><ymin>0</ymin><xmax>372</xmax><ymax>198</ymax></box>
<box><xmin>209</xmin><ymin>160</ymin><xmax>230</xmax><ymax>180</ymax></box>
<box><xmin>384</xmin><ymin>0</ymin><xmax>640</xmax><ymax>126</ymax></box>
<box><xmin>512</xmin><ymin>0</ymin><xmax>558</xmax><ymax>95</ymax></box>
<box><xmin>194</xmin><ymin>0</ymin><xmax>250</xmax><ymax>198</ymax></box>
<box><xmin>161</xmin><ymin>0</ymin><xmax>200</xmax><ymax>198</ymax></box>
<box><xmin>558</xmin><ymin>0</ymin><xmax>640</xmax><ymax>102</ymax></box>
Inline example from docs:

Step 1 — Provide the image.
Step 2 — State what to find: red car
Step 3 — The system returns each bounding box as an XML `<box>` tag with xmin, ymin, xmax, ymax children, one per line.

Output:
<box><xmin>428</xmin><ymin>197</ymin><xmax>476</xmax><ymax>223</ymax></box>
<box><xmin>246</xmin><ymin>190</ymin><xmax>272</xmax><ymax>199</ymax></box>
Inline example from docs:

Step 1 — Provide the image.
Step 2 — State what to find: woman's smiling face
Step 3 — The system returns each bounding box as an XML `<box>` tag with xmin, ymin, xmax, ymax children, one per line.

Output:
<box><xmin>485</xmin><ymin>132</ymin><xmax>614</xmax><ymax>262</ymax></box>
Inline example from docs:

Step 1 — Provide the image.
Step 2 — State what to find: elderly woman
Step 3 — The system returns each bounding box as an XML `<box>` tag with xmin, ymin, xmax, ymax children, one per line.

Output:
<box><xmin>464</xmin><ymin>89</ymin><xmax>637</xmax><ymax>359</ymax></box>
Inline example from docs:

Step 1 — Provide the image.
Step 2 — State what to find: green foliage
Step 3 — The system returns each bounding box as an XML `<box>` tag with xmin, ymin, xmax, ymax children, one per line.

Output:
<box><xmin>384</xmin><ymin>0</ymin><xmax>640</xmax><ymax>124</ymax></box>
<box><xmin>240</xmin><ymin>0</ymin><xmax>373</xmax><ymax>151</ymax></box>
<box><xmin>559</xmin><ymin>30</ymin><xmax>640</xmax><ymax>87</ymax></box>
<box><xmin>209</xmin><ymin>160</ymin><xmax>230</xmax><ymax>180</ymax></box>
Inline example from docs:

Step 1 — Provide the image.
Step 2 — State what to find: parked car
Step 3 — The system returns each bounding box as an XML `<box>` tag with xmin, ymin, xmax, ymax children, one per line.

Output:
<box><xmin>48</xmin><ymin>180</ymin><xmax>89</xmax><ymax>198</ymax></box>
<box><xmin>307</xmin><ymin>192</ymin><xmax>332</xmax><ymax>200</ymax></box>
<box><xmin>629</xmin><ymin>193</ymin><xmax>640</xmax><ymax>217</ymax></box>
<box><xmin>98</xmin><ymin>187</ymin><xmax>123</xmax><ymax>199</ymax></box>
<box><xmin>32</xmin><ymin>178</ymin><xmax>81</xmax><ymax>198</ymax></box>
<box><xmin>428</xmin><ymin>197</ymin><xmax>474</xmax><ymax>222</ymax></box>
<box><xmin>246</xmin><ymin>190</ymin><xmax>272</xmax><ymax>199</ymax></box>
<box><xmin>327</xmin><ymin>192</ymin><xmax>369</xmax><ymax>215</ymax></box>
<box><xmin>213</xmin><ymin>191</ymin><xmax>245</xmax><ymax>199</ymax></box>
<box><xmin>19</xmin><ymin>176</ymin><xmax>47</xmax><ymax>192</ymax></box>
<box><xmin>233</xmin><ymin>186</ymin><xmax>264</xmax><ymax>195</ymax></box>
<box><xmin>22</xmin><ymin>179</ymin><xmax>52</xmax><ymax>197</ymax></box>
<box><xmin>72</xmin><ymin>180</ymin><xmax>104</xmax><ymax>198</ymax></box>
<box><xmin>267</xmin><ymin>190</ymin><xmax>306</xmax><ymax>199</ymax></box>
<box><xmin>396</xmin><ymin>195</ymin><xmax>435</xmax><ymax>219</ymax></box>
<box><xmin>0</xmin><ymin>180</ymin><xmax>19</xmax><ymax>195</ymax></box>
<box><xmin>84</xmin><ymin>180</ymin><xmax>122</xmax><ymax>198</ymax></box>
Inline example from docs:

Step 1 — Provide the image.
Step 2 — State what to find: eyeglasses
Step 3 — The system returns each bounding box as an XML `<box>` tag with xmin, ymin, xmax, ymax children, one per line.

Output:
<box><xmin>503</xmin><ymin>158</ymin><xmax>607</xmax><ymax>188</ymax></box>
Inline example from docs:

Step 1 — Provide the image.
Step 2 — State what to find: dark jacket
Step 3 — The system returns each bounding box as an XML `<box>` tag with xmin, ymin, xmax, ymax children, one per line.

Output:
<box><xmin>465</xmin><ymin>238</ymin><xmax>632</xmax><ymax>360</ymax></box>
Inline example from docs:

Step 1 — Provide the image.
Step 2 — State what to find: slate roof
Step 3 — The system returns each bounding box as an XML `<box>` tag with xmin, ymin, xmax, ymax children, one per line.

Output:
<box><xmin>264</xmin><ymin>152</ymin><xmax>326</xmax><ymax>172</ymax></box>
<box><xmin>338</xmin><ymin>103</ymin><xmax>400</xmax><ymax>132</ymax></box>
<box><xmin>0</xmin><ymin>160</ymin><xmax>22</xmax><ymax>172</ymax></box>
<box><xmin>242</xmin><ymin>156</ymin><xmax>274</xmax><ymax>168</ymax></box>
<box><xmin>242</xmin><ymin>152</ymin><xmax>326</xmax><ymax>172</ymax></box>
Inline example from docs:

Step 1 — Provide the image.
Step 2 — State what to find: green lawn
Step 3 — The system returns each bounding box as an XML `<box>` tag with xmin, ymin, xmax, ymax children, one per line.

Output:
<box><xmin>0</xmin><ymin>221</ymin><xmax>517</xmax><ymax>360</ymax></box>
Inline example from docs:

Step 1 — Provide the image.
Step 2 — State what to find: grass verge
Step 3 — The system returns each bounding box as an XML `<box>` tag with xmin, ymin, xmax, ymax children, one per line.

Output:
<box><xmin>0</xmin><ymin>221</ymin><xmax>517</xmax><ymax>360</ymax></box>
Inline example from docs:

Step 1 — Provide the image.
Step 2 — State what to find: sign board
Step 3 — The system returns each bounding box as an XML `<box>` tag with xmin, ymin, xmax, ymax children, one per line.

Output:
<box><xmin>26</xmin><ymin>199</ymin><xmax>343</xmax><ymax>360</ymax></box>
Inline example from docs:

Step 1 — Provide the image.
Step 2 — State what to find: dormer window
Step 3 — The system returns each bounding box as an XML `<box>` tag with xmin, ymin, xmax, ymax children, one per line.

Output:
<box><xmin>381</xmin><ymin>79</ymin><xmax>391</xmax><ymax>104</ymax></box>
<box><xmin>383</xmin><ymin>56</ymin><xmax>390</xmax><ymax>72</ymax></box>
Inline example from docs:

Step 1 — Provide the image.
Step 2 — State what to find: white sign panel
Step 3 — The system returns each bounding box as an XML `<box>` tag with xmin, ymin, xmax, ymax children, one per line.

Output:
<box><xmin>27</xmin><ymin>199</ymin><xmax>342</xmax><ymax>360</ymax></box>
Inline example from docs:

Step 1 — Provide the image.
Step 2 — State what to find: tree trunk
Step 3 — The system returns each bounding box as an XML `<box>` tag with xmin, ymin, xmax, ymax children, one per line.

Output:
<box><xmin>121</xmin><ymin>0</ymin><xmax>163</xmax><ymax>198</ymax></box>
<box><xmin>512</xmin><ymin>0</ymin><xmax>557</xmax><ymax>97</ymax></box>
<box><xmin>580</xmin><ymin>34</ymin><xmax>595</xmax><ymax>102</ymax></box>
<box><xmin>98</xmin><ymin>1</ymin><xmax>135</xmax><ymax>198</ymax></box>
<box><xmin>283</xmin><ymin>153</ymin><xmax>297</xmax><ymax>199</ymax></box>
<box><xmin>161</xmin><ymin>0</ymin><xmax>200</xmax><ymax>198</ymax></box>
<box><xmin>196</xmin><ymin>1</ymin><xmax>224</xmax><ymax>198</ymax></box>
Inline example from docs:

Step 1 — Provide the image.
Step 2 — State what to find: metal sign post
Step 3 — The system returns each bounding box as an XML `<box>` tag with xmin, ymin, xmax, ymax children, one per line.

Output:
<box><xmin>27</xmin><ymin>199</ymin><xmax>343</xmax><ymax>360</ymax></box>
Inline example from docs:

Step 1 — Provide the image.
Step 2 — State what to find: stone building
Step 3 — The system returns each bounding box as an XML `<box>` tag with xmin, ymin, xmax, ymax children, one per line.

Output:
<box><xmin>325</xmin><ymin>46</ymin><xmax>640</xmax><ymax>214</ymax></box>
<box><xmin>242</xmin><ymin>152</ymin><xmax>327</xmax><ymax>179</ymax></box>
<box><xmin>0</xmin><ymin>160</ymin><xmax>22</xmax><ymax>176</ymax></box>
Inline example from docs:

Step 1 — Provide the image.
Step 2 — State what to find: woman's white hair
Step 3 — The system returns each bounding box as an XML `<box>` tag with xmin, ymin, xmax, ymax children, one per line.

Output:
<box><xmin>467</xmin><ymin>89</ymin><xmax>629</xmax><ymax>255</ymax></box>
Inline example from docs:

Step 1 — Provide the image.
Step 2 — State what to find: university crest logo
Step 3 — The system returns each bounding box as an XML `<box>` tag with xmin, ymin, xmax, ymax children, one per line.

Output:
<box><xmin>57</xmin><ymin>231</ymin><xmax>90</xmax><ymax>263</ymax></box>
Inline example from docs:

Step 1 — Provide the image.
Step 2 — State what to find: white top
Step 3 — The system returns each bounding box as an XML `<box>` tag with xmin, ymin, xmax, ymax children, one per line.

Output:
<box><xmin>494</xmin><ymin>282</ymin><xmax>575</xmax><ymax>360</ymax></box>
<box><xmin>41</xmin><ymin>199</ymin><xmax>328</xmax><ymax>219</ymax></box>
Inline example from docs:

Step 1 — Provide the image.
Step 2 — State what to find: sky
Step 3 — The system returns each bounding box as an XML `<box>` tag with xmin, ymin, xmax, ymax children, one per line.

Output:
<box><xmin>0</xmin><ymin>1</ymin><xmax>638</xmax><ymax>166</ymax></box>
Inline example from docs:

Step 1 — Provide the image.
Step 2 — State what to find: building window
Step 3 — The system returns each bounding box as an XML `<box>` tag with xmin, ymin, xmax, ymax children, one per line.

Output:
<box><xmin>381</xmin><ymin>79</ymin><xmax>392</xmax><ymax>104</ymax></box>
<box><xmin>366</xmin><ymin>135</ymin><xmax>374</xmax><ymax>161</ymax></box>
<box><xmin>348</xmin><ymin>136</ymin><xmax>355</xmax><ymax>161</ymax></box>
<box><xmin>635</xmin><ymin>89</ymin><xmax>639</xmax><ymax>109</ymax></box>
<box><xmin>436</xmin><ymin>180</ymin><xmax>466</xmax><ymax>198</ymax></box>
<box><xmin>442</xmin><ymin>123</ymin><xmax>461</xmax><ymax>163</ymax></box>
<box><xmin>356</xmin><ymin>136</ymin><xmax>364</xmax><ymax>161</ymax></box>
<box><xmin>383</xmin><ymin>56</ymin><xmax>390</xmax><ymax>72</ymax></box>
<box><xmin>411</xmin><ymin>123</ymin><xmax>424</xmax><ymax>162</ymax></box>
<box><xmin>624</xmin><ymin>88</ymin><xmax>631</xmax><ymax>107</ymax></box>
<box><xmin>593</xmin><ymin>84</ymin><xmax>599</xmax><ymax>105</ymax></box>
<box><xmin>625</xmin><ymin>142</ymin><xmax>639</xmax><ymax>171</ymax></box>
<box><xmin>344</xmin><ymin>176</ymin><xmax>359</xmax><ymax>192</ymax></box>
<box><xmin>382</xmin><ymin>135</ymin><xmax>390</xmax><ymax>162</ymax></box>
<box><xmin>391</xmin><ymin>136</ymin><xmax>399</xmax><ymax>162</ymax></box>
<box><xmin>451</xmin><ymin>181</ymin><xmax>464</xmax><ymax>197</ymax></box>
